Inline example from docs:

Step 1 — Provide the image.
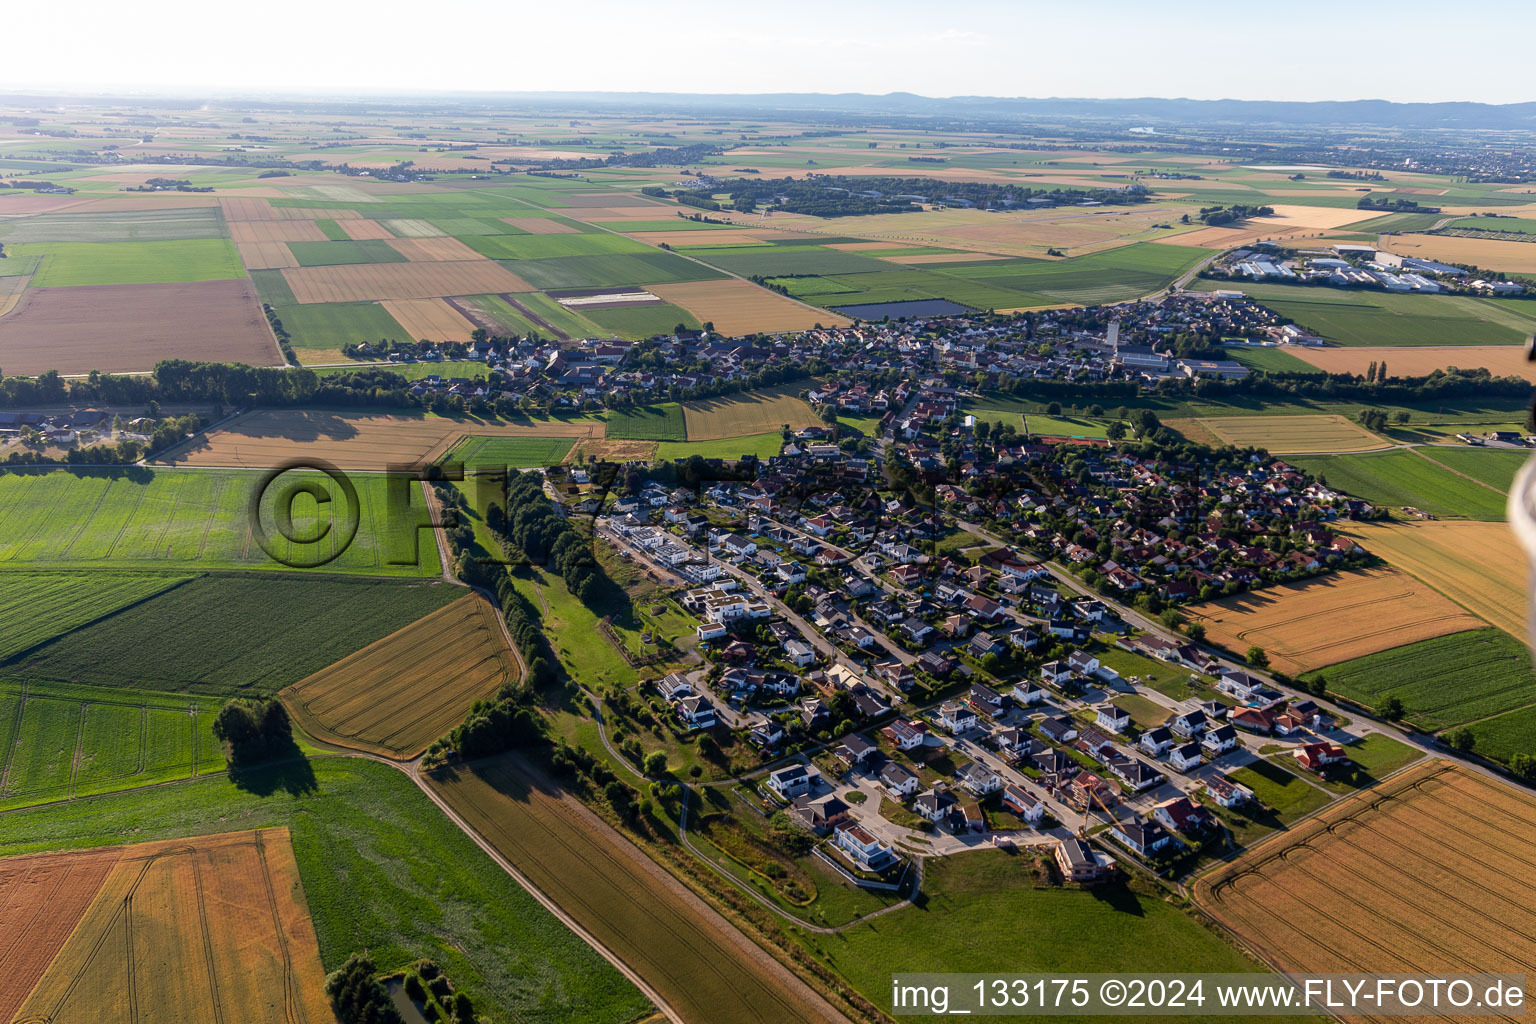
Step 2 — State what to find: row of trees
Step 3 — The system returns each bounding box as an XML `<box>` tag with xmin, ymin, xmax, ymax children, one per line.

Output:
<box><xmin>500</xmin><ymin>471</ymin><xmax>608</xmax><ymax>605</ymax></box>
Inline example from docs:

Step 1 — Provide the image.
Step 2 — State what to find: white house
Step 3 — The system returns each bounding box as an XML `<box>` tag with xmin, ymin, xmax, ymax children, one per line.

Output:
<box><xmin>955</xmin><ymin>761</ymin><xmax>1002</xmax><ymax>797</ymax></box>
<box><xmin>783</xmin><ymin>640</ymin><xmax>816</xmax><ymax>667</ymax></box>
<box><xmin>834</xmin><ymin>823</ymin><xmax>897</xmax><ymax>871</ymax></box>
<box><xmin>767</xmin><ymin>764</ymin><xmax>820</xmax><ymax>800</ymax></box>
<box><xmin>879</xmin><ymin>761</ymin><xmax>920</xmax><ymax>798</ymax></box>
<box><xmin>1201</xmin><ymin>724</ymin><xmax>1239</xmax><ymax>757</ymax></box>
<box><xmin>1040</xmin><ymin>660</ymin><xmax>1073</xmax><ymax>686</ymax></box>
<box><xmin>1169</xmin><ymin>742</ymin><xmax>1204</xmax><ymax>772</ymax></box>
<box><xmin>1138</xmin><ymin>726</ymin><xmax>1173</xmax><ymax>757</ymax></box>
<box><xmin>1111</xmin><ymin>817</ymin><xmax>1175</xmax><ymax>858</ymax></box>
<box><xmin>1095</xmin><ymin>703</ymin><xmax>1132</xmax><ymax>734</ymax></box>
<box><xmin>1002</xmin><ymin>784</ymin><xmax>1045</xmax><ymax>825</ymax></box>
<box><xmin>938</xmin><ymin>700</ymin><xmax>980</xmax><ymax>734</ymax></box>
<box><xmin>1011</xmin><ymin>680</ymin><xmax>1047</xmax><ymax>705</ymax></box>
<box><xmin>1067</xmin><ymin>650</ymin><xmax>1100</xmax><ymax>676</ymax></box>
<box><xmin>675</xmin><ymin>695</ymin><xmax>716</xmax><ymax>730</ymax></box>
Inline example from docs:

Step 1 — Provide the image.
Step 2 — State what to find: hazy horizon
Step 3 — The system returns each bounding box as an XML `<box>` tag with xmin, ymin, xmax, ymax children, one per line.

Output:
<box><xmin>11</xmin><ymin>0</ymin><xmax>1535</xmax><ymax>105</ymax></box>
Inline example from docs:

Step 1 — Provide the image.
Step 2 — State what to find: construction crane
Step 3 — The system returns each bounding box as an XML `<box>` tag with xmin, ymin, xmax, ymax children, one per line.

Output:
<box><xmin>1077</xmin><ymin>778</ymin><xmax>1118</xmax><ymax>839</ymax></box>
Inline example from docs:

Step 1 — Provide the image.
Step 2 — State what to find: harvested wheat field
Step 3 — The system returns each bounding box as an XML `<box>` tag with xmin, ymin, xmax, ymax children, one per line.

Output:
<box><xmin>0</xmin><ymin>194</ymin><xmax>95</xmax><ymax>216</ymax></box>
<box><xmin>500</xmin><ymin>216</ymin><xmax>580</xmax><ymax>234</ymax></box>
<box><xmin>1199</xmin><ymin>414</ymin><xmax>1390</xmax><ymax>454</ymax></box>
<box><xmin>1196</xmin><ymin>762</ymin><xmax>1536</xmax><ymax>1021</ymax></box>
<box><xmin>273</xmin><ymin>206</ymin><xmax>361</xmax><ymax>222</ymax></box>
<box><xmin>1187</xmin><ymin>567</ymin><xmax>1483</xmax><ymax>675</ymax></box>
<box><xmin>0</xmin><ymin>845</ymin><xmax>122</xmax><ymax>1021</ymax></box>
<box><xmin>283</xmin><ymin>593</ymin><xmax>515</xmax><ymax>758</ymax></box>
<box><xmin>683</xmin><ymin>383</ymin><xmax>821</xmax><ymax>441</ymax></box>
<box><xmin>382</xmin><ymin>297</ymin><xmax>477</xmax><ymax>343</ymax></box>
<box><xmin>1290</xmin><ymin>344</ymin><xmax>1536</xmax><ymax>381</ymax></box>
<box><xmin>1340</xmin><ymin>519</ymin><xmax>1527</xmax><ymax>641</ymax></box>
<box><xmin>281</xmin><ymin>260</ymin><xmax>533</xmax><ymax>303</ymax></box>
<box><xmin>884</xmin><ymin>251</ymin><xmax>1010</xmax><ymax>264</ymax></box>
<box><xmin>1380</xmin><ymin>233</ymin><xmax>1536</xmax><ymax>274</ymax></box>
<box><xmin>631</xmin><ymin>230</ymin><xmax>776</xmax><ymax>248</ymax></box>
<box><xmin>0</xmin><ymin>280</ymin><xmax>282</xmax><ymax>376</ymax></box>
<box><xmin>8</xmin><ymin>829</ymin><xmax>333</xmax><ymax>1024</ymax></box>
<box><xmin>338</xmin><ymin>218</ymin><xmax>396</xmax><ymax>240</ymax></box>
<box><xmin>383</xmin><ymin>218</ymin><xmax>446</xmax><ymax>238</ymax></box>
<box><xmin>161</xmin><ymin>409</ymin><xmax>604</xmax><ymax>471</ymax></box>
<box><xmin>229</xmin><ymin>220</ymin><xmax>328</xmax><ymax>244</ymax></box>
<box><xmin>385</xmin><ymin>236</ymin><xmax>485</xmax><ymax>262</ymax></box>
<box><xmin>649</xmin><ymin>279</ymin><xmax>849</xmax><ymax>334</ymax></box>
<box><xmin>236</xmin><ymin>240</ymin><xmax>299</xmax><ymax>270</ymax></box>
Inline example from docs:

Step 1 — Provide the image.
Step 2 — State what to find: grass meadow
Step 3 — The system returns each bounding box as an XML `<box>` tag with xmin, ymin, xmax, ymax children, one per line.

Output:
<box><xmin>0</xmin><ymin>757</ymin><xmax>651</xmax><ymax>1024</ymax></box>
<box><xmin>448</xmin><ymin>434</ymin><xmax>579</xmax><ymax>468</ymax></box>
<box><xmin>6</xmin><ymin>573</ymin><xmax>461</xmax><ymax>696</ymax></box>
<box><xmin>581</xmin><ymin>301</ymin><xmax>699</xmax><ymax>339</ymax></box>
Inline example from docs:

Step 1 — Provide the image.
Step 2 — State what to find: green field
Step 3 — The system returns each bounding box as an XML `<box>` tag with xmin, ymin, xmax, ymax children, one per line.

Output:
<box><xmin>1022</xmin><ymin>414</ymin><xmax>1114</xmax><ymax>438</ymax></box>
<box><xmin>0</xmin><ymin>467</ymin><xmax>443</xmax><ymax>575</ymax></box>
<box><xmin>1224</xmin><ymin>345</ymin><xmax>1326</xmax><ymax>375</ymax></box>
<box><xmin>1461</xmin><ymin>704</ymin><xmax>1536</xmax><ymax>765</ymax></box>
<box><xmin>1416</xmin><ymin>446</ymin><xmax>1526</xmax><ymax>492</ymax></box>
<box><xmin>690</xmin><ymin>244</ymin><xmax>900</xmax><ymax>277</ymax></box>
<box><xmin>464</xmin><ymin>232</ymin><xmax>653</xmax><ymax>261</ymax></box>
<box><xmin>314</xmin><ymin>218</ymin><xmax>350</xmax><ymax>241</ymax></box>
<box><xmin>459</xmin><ymin>293</ymin><xmax>546</xmax><ymax>336</ymax></box>
<box><xmin>0</xmin><ymin>678</ymin><xmax>224</xmax><ymax>809</ymax></box>
<box><xmin>1445</xmin><ymin>216</ymin><xmax>1536</xmax><ymax>234</ymax></box>
<box><xmin>817</xmin><ymin>850</ymin><xmax>1284</xmax><ymax>1022</ymax></box>
<box><xmin>0</xmin><ymin>208</ymin><xmax>226</xmax><ymax>243</ymax></box>
<box><xmin>503</xmin><ymin>252</ymin><xmax>725</xmax><ymax>289</ymax></box>
<box><xmin>605</xmin><ymin>403</ymin><xmax>686</xmax><ymax>441</ymax></box>
<box><xmin>1196</xmin><ymin>280</ymin><xmax>1536</xmax><ymax>347</ymax></box>
<box><xmin>655</xmin><ymin>432</ymin><xmax>784</xmax><ymax>461</ymax></box>
<box><xmin>1306</xmin><ymin>629</ymin><xmax>1535</xmax><ymax>731</ymax></box>
<box><xmin>273</xmin><ymin>300</ymin><xmax>407</xmax><ymax>356</ymax></box>
<box><xmin>7</xmin><ymin>574</ymin><xmax>461</xmax><ymax>696</ymax></box>
<box><xmin>1344</xmin><ymin>212</ymin><xmax>1446</xmax><ymax>233</ymax></box>
<box><xmin>0</xmin><ymin>756</ymin><xmax>650</xmax><ymax>1024</ymax></box>
<box><xmin>581</xmin><ymin>302</ymin><xmax>699</xmax><ymax>339</ymax></box>
<box><xmin>0</xmin><ymin>570</ymin><xmax>193</xmax><ymax>660</ymax></box>
<box><xmin>448</xmin><ymin>434</ymin><xmax>579</xmax><ymax>468</ymax></box>
<box><xmin>247</xmin><ymin>267</ymin><xmax>298</xmax><ymax>305</ymax></box>
<box><xmin>285</xmin><ymin>239</ymin><xmax>409</xmax><ymax>267</ymax></box>
<box><xmin>14</xmin><ymin>238</ymin><xmax>245</xmax><ymax>287</ymax></box>
<box><xmin>514</xmin><ymin>291</ymin><xmax>608</xmax><ymax>339</ymax></box>
<box><xmin>1284</xmin><ymin>449</ymin><xmax>1512</xmax><ymax>519</ymax></box>
<box><xmin>311</xmin><ymin>359</ymin><xmax>491</xmax><ymax>380</ymax></box>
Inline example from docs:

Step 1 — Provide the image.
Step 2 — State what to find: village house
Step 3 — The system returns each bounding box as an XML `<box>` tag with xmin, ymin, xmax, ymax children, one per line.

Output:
<box><xmin>1294</xmin><ymin>741</ymin><xmax>1349</xmax><ymax>773</ymax></box>
<box><xmin>1055</xmin><ymin>837</ymin><xmax>1114</xmax><ymax>883</ymax></box>
<box><xmin>1152</xmin><ymin>796</ymin><xmax>1213</xmax><ymax>835</ymax></box>
<box><xmin>938</xmin><ymin>700</ymin><xmax>980</xmax><ymax>734</ymax></box>
<box><xmin>767</xmin><ymin>764</ymin><xmax>820</xmax><ymax>800</ymax></box>
<box><xmin>955</xmin><ymin>761</ymin><xmax>1003</xmax><ymax>797</ymax></box>
<box><xmin>1094</xmin><ymin>703</ymin><xmax>1132</xmax><ymax>734</ymax></box>
<box><xmin>1169</xmin><ymin>742</ymin><xmax>1204</xmax><ymax>772</ymax></box>
<box><xmin>1002</xmin><ymin>784</ymin><xmax>1045</xmax><ymax>825</ymax></box>
<box><xmin>833</xmin><ymin>822</ymin><xmax>897</xmax><ymax>871</ymax></box>
<box><xmin>1201</xmin><ymin>724</ymin><xmax>1239</xmax><ymax>757</ymax></box>
<box><xmin>880</xmin><ymin>761</ymin><xmax>920</xmax><ymax>799</ymax></box>
<box><xmin>1111</xmin><ymin>817</ymin><xmax>1176</xmax><ymax>858</ymax></box>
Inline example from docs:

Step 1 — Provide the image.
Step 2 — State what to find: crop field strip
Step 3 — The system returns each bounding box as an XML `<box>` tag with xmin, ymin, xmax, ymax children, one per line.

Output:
<box><xmin>0</xmin><ymin>678</ymin><xmax>221</xmax><ymax>809</ymax></box>
<box><xmin>0</xmin><ymin>570</ymin><xmax>195</xmax><ymax>660</ymax></box>
<box><xmin>162</xmin><ymin>409</ymin><xmax>604</xmax><ymax>472</ymax></box>
<box><xmin>0</xmin><ymin>467</ymin><xmax>443</xmax><ymax>576</ymax></box>
<box><xmin>1290</xmin><ymin>344</ymin><xmax>1536</xmax><ymax>381</ymax></box>
<box><xmin>1187</xmin><ymin>566</ymin><xmax>1483</xmax><ymax>676</ymax></box>
<box><xmin>380</xmin><ymin>297</ymin><xmax>477</xmax><ymax>342</ymax></box>
<box><xmin>1196</xmin><ymin>763</ymin><xmax>1536</xmax><ymax>1005</ymax></box>
<box><xmin>1304</xmin><ymin>629</ymin><xmax>1535</xmax><ymax>734</ymax></box>
<box><xmin>430</xmin><ymin>753</ymin><xmax>849</xmax><ymax>1024</ymax></box>
<box><xmin>7</xmin><ymin>828</ymin><xmax>334</xmax><ymax>1024</ymax></box>
<box><xmin>283</xmin><ymin>593</ymin><xmax>515</xmax><ymax>758</ymax></box>
<box><xmin>1286</xmin><ymin>448</ymin><xmax>1515</xmax><ymax>520</ymax></box>
<box><xmin>280</xmin><ymin>259</ymin><xmax>534</xmax><ymax>302</ymax></box>
<box><xmin>1197</xmin><ymin>414</ymin><xmax>1389</xmax><ymax>454</ymax></box>
<box><xmin>8</xmin><ymin>574</ymin><xmax>462</xmax><ymax>697</ymax></box>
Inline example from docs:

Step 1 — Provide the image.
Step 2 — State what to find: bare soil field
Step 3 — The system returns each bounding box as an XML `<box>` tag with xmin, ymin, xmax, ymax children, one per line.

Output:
<box><xmin>385</xmin><ymin>236</ymin><xmax>486</xmax><ymax>262</ymax></box>
<box><xmin>1339</xmin><ymin>519</ymin><xmax>1526</xmax><ymax>641</ymax></box>
<box><xmin>281</xmin><ymin>260</ymin><xmax>534</xmax><ymax>303</ymax></box>
<box><xmin>217</xmin><ymin>196</ymin><xmax>279</xmax><ymax>221</ymax></box>
<box><xmin>338</xmin><ymin>218</ymin><xmax>396</xmax><ymax>240</ymax></box>
<box><xmin>236</xmin><ymin>240</ymin><xmax>299</xmax><ymax>270</ymax></box>
<box><xmin>1187</xmin><ymin>567</ymin><xmax>1484</xmax><ymax>675</ymax></box>
<box><xmin>283</xmin><ymin>593</ymin><xmax>514</xmax><ymax>758</ymax></box>
<box><xmin>161</xmin><ymin>409</ymin><xmax>603</xmax><ymax>470</ymax></box>
<box><xmin>1379</xmin><ymin>233</ymin><xmax>1536</xmax><ymax>274</ymax></box>
<box><xmin>429</xmin><ymin>753</ymin><xmax>850</xmax><ymax>1024</ymax></box>
<box><xmin>1195</xmin><ymin>762</ymin><xmax>1536</xmax><ymax>1017</ymax></box>
<box><xmin>381</xmin><ymin>297</ymin><xmax>478</xmax><ymax>343</ymax></box>
<box><xmin>10</xmin><ymin>828</ymin><xmax>333</xmax><ymax>1024</ymax></box>
<box><xmin>229</xmin><ymin>220</ymin><xmax>328</xmax><ymax>244</ymax></box>
<box><xmin>649</xmin><ymin>279</ymin><xmax>849</xmax><ymax>334</ymax></box>
<box><xmin>0</xmin><ymin>845</ymin><xmax>122</xmax><ymax>1020</ymax></box>
<box><xmin>0</xmin><ymin>280</ymin><xmax>282</xmax><ymax>376</ymax></box>
<box><xmin>683</xmin><ymin>383</ymin><xmax>821</xmax><ymax>440</ymax></box>
<box><xmin>501</xmin><ymin>217</ymin><xmax>580</xmax><ymax>234</ymax></box>
<box><xmin>0</xmin><ymin>195</ymin><xmax>95</xmax><ymax>215</ymax></box>
<box><xmin>566</xmin><ymin>438</ymin><xmax>659</xmax><ymax>464</ymax></box>
<box><xmin>1290</xmin><ymin>345</ymin><xmax>1536</xmax><ymax>381</ymax></box>
<box><xmin>72</xmin><ymin>195</ymin><xmax>222</xmax><ymax>212</ymax></box>
<box><xmin>1199</xmin><ymin>414</ymin><xmax>1390</xmax><ymax>454</ymax></box>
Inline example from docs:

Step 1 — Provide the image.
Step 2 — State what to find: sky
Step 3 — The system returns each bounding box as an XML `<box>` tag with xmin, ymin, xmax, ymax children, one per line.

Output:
<box><xmin>8</xmin><ymin>0</ymin><xmax>1534</xmax><ymax>104</ymax></box>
